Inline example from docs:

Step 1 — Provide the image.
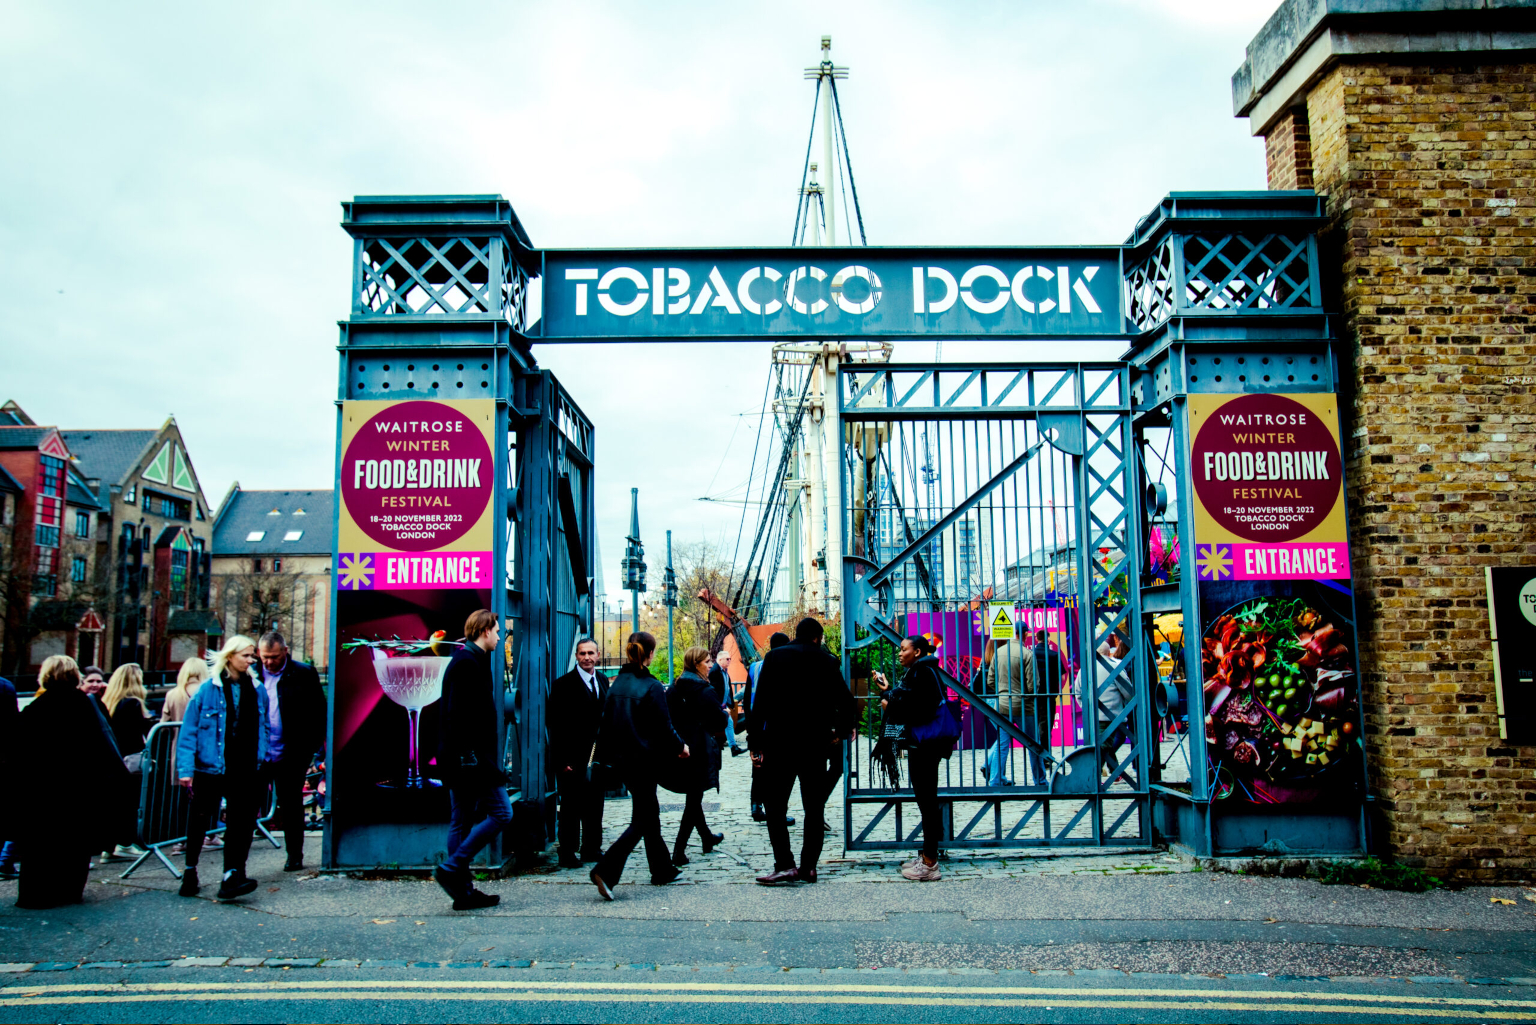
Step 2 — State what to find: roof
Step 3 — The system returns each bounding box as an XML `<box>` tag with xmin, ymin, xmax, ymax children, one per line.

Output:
<box><xmin>212</xmin><ymin>488</ymin><xmax>334</xmax><ymax>557</ymax></box>
<box><xmin>59</xmin><ymin>429</ymin><xmax>158</xmax><ymax>486</ymax></box>
<box><xmin>0</xmin><ymin>465</ymin><xmax>20</xmax><ymax>494</ymax></box>
<box><xmin>66</xmin><ymin>468</ymin><xmax>102</xmax><ymax>510</ymax></box>
<box><xmin>0</xmin><ymin>426</ymin><xmax>54</xmax><ymax>450</ymax></box>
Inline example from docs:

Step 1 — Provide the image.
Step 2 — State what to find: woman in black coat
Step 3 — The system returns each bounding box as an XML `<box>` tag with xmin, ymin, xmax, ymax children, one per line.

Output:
<box><xmin>14</xmin><ymin>656</ymin><xmax>127</xmax><ymax>909</ymax></box>
<box><xmin>589</xmin><ymin>632</ymin><xmax>689</xmax><ymax>899</ymax></box>
<box><xmin>667</xmin><ymin>647</ymin><xmax>727</xmax><ymax>865</ymax></box>
<box><xmin>874</xmin><ymin>635</ymin><xmax>948</xmax><ymax>883</ymax></box>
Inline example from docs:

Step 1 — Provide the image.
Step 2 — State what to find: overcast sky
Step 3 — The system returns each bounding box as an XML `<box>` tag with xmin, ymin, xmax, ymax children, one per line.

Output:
<box><xmin>1</xmin><ymin>0</ymin><xmax>1279</xmax><ymax>606</ymax></box>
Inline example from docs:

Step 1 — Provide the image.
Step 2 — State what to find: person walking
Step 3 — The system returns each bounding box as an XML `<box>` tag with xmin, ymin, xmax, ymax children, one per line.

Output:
<box><xmin>433</xmin><ymin>610</ymin><xmax>508</xmax><ymax>911</ymax></box>
<box><xmin>709</xmin><ymin>648</ymin><xmax>745</xmax><ymax>757</ymax></box>
<box><xmin>746</xmin><ymin>632</ymin><xmax>793</xmax><ymax>825</ymax></box>
<box><xmin>102</xmin><ymin>663</ymin><xmax>154</xmax><ymax>861</ymax></box>
<box><xmin>176</xmin><ymin>635</ymin><xmax>270</xmax><ymax>902</ymax></box>
<box><xmin>0</xmin><ymin>672</ymin><xmax>16</xmax><ymax>879</ymax></box>
<box><xmin>162</xmin><ymin>657</ymin><xmax>210</xmax><ymax>723</ymax></box>
<box><xmin>875</xmin><ymin>635</ymin><xmax>953</xmax><ymax>883</ymax></box>
<box><xmin>255</xmin><ymin>632</ymin><xmax>327</xmax><ymax>872</ymax></box>
<box><xmin>667</xmin><ymin>647</ymin><xmax>727</xmax><ymax>866</ymax></box>
<box><xmin>160</xmin><ymin>657</ymin><xmax>221</xmax><ymax>854</ymax></box>
<box><xmin>549</xmin><ymin>637</ymin><xmax>608</xmax><ymax>868</ymax></box>
<box><xmin>589</xmin><ymin>631</ymin><xmax>688</xmax><ymax>900</ymax></box>
<box><xmin>749</xmin><ymin>617</ymin><xmax>857</xmax><ymax>886</ymax></box>
<box><xmin>13</xmin><ymin>656</ymin><xmax>126</xmax><ymax>908</ymax></box>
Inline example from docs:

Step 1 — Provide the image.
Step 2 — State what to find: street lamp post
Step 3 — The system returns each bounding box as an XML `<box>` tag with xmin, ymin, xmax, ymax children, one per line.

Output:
<box><xmin>621</xmin><ymin>487</ymin><xmax>647</xmax><ymax>637</ymax></box>
<box><xmin>664</xmin><ymin>529</ymin><xmax>678</xmax><ymax>685</ymax></box>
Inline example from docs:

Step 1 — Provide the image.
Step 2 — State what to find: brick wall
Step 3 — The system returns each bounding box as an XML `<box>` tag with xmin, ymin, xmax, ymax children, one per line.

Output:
<box><xmin>1264</xmin><ymin>108</ymin><xmax>1314</xmax><ymax>191</ymax></box>
<box><xmin>1293</xmin><ymin>61</ymin><xmax>1536</xmax><ymax>881</ymax></box>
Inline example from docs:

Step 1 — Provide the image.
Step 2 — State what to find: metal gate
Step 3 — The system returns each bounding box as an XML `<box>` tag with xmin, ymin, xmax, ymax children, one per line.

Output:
<box><xmin>839</xmin><ymin>361</ymin><xmax>1149</xmax><ymax>849</ymax></box>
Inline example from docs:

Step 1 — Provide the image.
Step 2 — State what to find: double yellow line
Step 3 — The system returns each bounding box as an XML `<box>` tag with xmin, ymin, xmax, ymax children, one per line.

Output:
<box><xmin>1</xmin><ymin>978</ymin><xmax>1533</xmax><ymax>1018</ymax></box>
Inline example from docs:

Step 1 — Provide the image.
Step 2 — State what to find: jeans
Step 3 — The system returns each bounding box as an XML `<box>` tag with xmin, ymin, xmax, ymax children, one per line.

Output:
<box><xmin>763</xmin><ymin>748</ymin><xmax>836</xmax><ymax>873</ymax></box>
<box><xmin>723</xmin><ymin>708</ymin><xmax>738</xmax><ymax>750</ymax></box>
<box><xmin>441</xmin><ymin>782</ymin><xmax>512</xmax><ymax>874</ymax></box>
<box><xmin>185</xmin><ymin>770</ymin><xmax>259</xmax><ymax>874</ymax></box>
<box><xmin>984</xmin><ymin>698</ymin><xmax>1050</xmax><ymax>787</ymax></box>
<box><xmin>260</xmin><ymin>759</ymin><xmax>310</xmax><ymax>860</ymax></box>
<box><xmin>908</xmin><ymin>745</ymin><xmax>945</xmax><ymax>861</ymax></box>
<box><xmin>595</xmin><ymin>776</ymin><xmax>671</xmax><ymax>885</ymax></box>
<box><xmin>0</xmin><ymin>839</ymin><xmax>17</xmax><ymax>872</ymax></box>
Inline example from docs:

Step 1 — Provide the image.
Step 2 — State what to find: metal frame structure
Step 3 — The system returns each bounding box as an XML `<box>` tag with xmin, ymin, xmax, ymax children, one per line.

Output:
<box><xmin>323</xmin><ymin>190</ymin><xmax>1363</xmax><ymax>867</ymax></box>
<box><xmin>325</xmin><ymin>196</ymin><xmax>594</xmax><ymax>870</ymax></box>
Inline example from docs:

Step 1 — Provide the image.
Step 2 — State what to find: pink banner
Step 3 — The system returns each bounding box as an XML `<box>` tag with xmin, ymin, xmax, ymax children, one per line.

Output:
<box><xmin>335</xmin><ymin>551</ymin><xmax>494</xmax><ymax>590</ymax></box>
<box><xmin>1231</xmin><ymin>542</ymin><xmax>1350</xmax><ymax>580</ymax></box>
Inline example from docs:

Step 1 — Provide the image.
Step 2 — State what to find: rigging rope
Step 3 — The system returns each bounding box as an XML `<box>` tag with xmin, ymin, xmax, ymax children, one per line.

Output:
<box><xmin>828</xmin><ymin>78</ymin><xmax>867</xmax><ymax>245</ymax></box>
<box><xmin>723</xmin><ymin>361</ymin><xmax>778</xmax><ymax>618</ymax></box>
<box><xmin>730</xmin><ymin>364</ymin><xmax>816</xmax><ymax>616</ymax></box>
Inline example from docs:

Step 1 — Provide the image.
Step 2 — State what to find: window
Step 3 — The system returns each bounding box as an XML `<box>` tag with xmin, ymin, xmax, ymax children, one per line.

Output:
<box><xmin>293</xmin><ymin>508</ymin><xmax>306</xmax><ymax>516</ymax></box>
<box><xmin>196</xmin><ymin>505</ymin><xmax>204</xmax><ymax>521</ymax></box>
<box><xmin>72</xmin><ymin>555</ymin><xmax>87</xmax><ymax>583</ymax></box>
<box><xmin>273</xmin><ymin>558</ymin><xmax>282</xmax><ymax>572</ymax></box>
<box><xmin>246</xmin><ymin>530</ymin><xmax>265</xmax><ymax>542</ymax></box>
<box><xmin>124</xmin><ymin>484</ymin><xmax>135</xmax><ymax>503</ymax></box>
<box><xmin>75</xmin><ymin>511</ymin><xmax>90</xmax><ymax>538</ymax></box>
<box><xmin>143</xmin><ymin>489</ymin><xmax>191</xmax><ymax>521</ymax></box>
<box><xmin>268</xmin><ymin>508</ymin><xmax>280</xmax><ymax>516</ymax></box>
<box><xmin>283</xmin><ymin>530</ymin><xmax>303</xmax><ymax>541</ymax></box>
<box><xmin>253</xmin><ymin>558</ymin><xmax>263</xmax><ymax>573</ymax></box>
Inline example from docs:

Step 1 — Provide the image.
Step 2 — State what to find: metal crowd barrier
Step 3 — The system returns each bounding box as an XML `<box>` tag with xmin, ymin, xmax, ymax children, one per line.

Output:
<box><xmin>122</xmin><ymin>722</ymin><xmax>281</xmax><ymax>879</ymax></box>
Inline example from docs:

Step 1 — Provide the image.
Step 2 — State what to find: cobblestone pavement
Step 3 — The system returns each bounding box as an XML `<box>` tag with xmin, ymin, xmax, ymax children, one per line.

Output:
<box><xmin>526</xmin><ymin>746</ymin><xmax>1189</xmax><ymax>886</ymax></box>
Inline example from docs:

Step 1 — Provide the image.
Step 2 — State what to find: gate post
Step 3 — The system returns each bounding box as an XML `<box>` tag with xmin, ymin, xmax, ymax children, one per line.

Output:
<box><xmin>1126</xmin><ymin>192</ymin><xmax>1367</xmax><ymax>858</ymax></box>
<box><xmin>323</xmin><ymin>194</ymin><xmax>542</xmax><ymax>870</ymax></box>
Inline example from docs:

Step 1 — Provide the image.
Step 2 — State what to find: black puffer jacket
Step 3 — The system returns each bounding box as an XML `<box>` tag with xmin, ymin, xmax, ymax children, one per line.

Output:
<box><xmin>595</xmin><ymin>662</ymin><xmax>684</xmax><ymax>779</ymax></box>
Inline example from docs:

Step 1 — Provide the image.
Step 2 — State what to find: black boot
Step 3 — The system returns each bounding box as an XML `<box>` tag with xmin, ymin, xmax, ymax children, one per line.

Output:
<box><xmin>751</xmin><ymin>804</ymin><xmax>766</xmax><ymax>822</ymax></box>
<box><xmin>178</xmin><ymin>867</ymin><xmax>199</xmax><ymax>898</ymax></box>
<box><xmin>701</xmin><ymin>831</ymin><xmax>724</xmax><ymax>854</ymax></box>
<box><xmin>671</xmin><ymin>840</ymin><xmax>690</xmax><ymax>867</ymax></box>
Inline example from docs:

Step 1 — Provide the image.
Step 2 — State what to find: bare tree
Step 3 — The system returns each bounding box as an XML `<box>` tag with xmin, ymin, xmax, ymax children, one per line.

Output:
<box><xmin>219</xmin><ymin>562</ymin><xmax>301</xmax><ymax>638</ymax></box>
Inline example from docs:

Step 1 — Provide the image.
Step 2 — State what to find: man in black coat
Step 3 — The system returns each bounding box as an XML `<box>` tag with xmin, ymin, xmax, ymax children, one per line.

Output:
<box><xmin>548</xmin><ymin>637</ymin><xmax>608</xmax><ymax>867</ymax></box>
<box><xmin>747</xmin><ymin>617</ymin><xmax>857</xmax><ymax>885</ymax></box>
<box><xmin>256</xmin><ymin>632</ymin><xmax>327</xmax><ymax>871</ymax></box>
<box><xmin>433</xmin><ymin>610</ymin><xmax>507</xmax><ymax>910</ymax></box>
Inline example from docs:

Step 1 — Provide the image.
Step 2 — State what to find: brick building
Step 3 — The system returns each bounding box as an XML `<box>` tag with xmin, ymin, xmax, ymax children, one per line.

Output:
<box><xmin>1234</xmin><ymin>0</ymin><xmax>1536</xmax><ymax>879</ymax></box>
<box><xmin>58</xmin><ymin>416</ymin><xmax>218</xmax><ymax>671</ymax></box>
<box><xmin>210</xmin><ymin>486</ymin><xmax>334</xmax><ymax>674</ymax></box>
<box><xmin>0</xmin><ymin>417</ymin><xmax>107</xmax><ymax>673</ymax></box>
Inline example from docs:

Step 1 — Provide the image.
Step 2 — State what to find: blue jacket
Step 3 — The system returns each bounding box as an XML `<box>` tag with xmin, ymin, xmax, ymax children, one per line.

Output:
<box><xmin>176</xmin><ymin>671</ymin><xmax>270</xmax><ymax>778</ymax></box>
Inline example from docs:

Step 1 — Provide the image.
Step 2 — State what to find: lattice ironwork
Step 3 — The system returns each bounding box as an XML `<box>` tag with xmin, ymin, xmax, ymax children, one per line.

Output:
<box><xmin>1183</xmin><ymin>233</ymin><xmax>1314</xmax><ymax>313</ymax></box>
<box><xmin>1126</xmin><ymin>232</ymin><xmax>1317</xmax><ymax>332</ymax></box>
<box><xmin>357</xmin><ymin>236</ymin><xmax>504</xmax><ymax>316</ymax></box>
<box><xmin>1126</xmin><ymin>237</ymin><xmax>1176</xmax><ymax>332</ymax></box>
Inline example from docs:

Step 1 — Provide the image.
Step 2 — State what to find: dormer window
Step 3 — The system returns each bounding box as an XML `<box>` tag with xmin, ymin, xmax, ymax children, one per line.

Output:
<box><xmin>283</xmin><ymin>530</ymin><xmax>303</xmax><ymax>541</ymax></box>
<box><xmin>246</xmin><ymin>531</ymin><xmax>265</xmax><ymax>542</ymax></box>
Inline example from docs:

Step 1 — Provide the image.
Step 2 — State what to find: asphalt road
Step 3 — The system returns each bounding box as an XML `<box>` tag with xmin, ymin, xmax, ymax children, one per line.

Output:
<box><xmin>3</xmin><ymin>964</ymin><xmax>1535</xmax><ymax>1024</ymax></box>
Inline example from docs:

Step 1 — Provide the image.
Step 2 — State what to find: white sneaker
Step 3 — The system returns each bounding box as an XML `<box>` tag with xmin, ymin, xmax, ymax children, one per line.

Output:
<box><xmin>901</xmin><ymin>858</ymin><xmax>942</xmax><ymax>882</ymax></box>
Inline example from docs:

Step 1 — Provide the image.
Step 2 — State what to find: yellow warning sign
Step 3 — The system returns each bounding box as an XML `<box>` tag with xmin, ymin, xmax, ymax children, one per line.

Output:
<box><xmin>987</xmin><ymin>601</ymin><xmax>1014</xmax><ymax>640</ymax></box>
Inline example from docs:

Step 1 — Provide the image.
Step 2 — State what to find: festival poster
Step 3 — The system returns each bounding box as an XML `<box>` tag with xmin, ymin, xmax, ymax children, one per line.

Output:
<box><xmin>1187</xmin><ymin>393</ymin><xmax>1364</xmax><ymax>804</ymax></box>
<box><xmin>331</xmin><ymin>399</ymin><xmax>497</xmax><ymax>838</ymax></box>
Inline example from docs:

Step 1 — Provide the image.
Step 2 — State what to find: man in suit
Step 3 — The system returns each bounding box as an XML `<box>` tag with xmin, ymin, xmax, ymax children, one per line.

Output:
<box><xmin>549</xmin><ymin>637</ymin><xmax>608</xmax><ymax>868</ymax></box>
<box><xmin>256</xmin><ymin>631</ymin><xmax>327</xmax><ymax>872</ymax></box>
<box><xmin>708</xmin><ymin>648</ymin><xmax>745</xmax><ymax>757</ymax></box>
<box><xmin>748</xmin><ymin>618</ymin><xmax>857</xmax><ymax>886</ymax></box>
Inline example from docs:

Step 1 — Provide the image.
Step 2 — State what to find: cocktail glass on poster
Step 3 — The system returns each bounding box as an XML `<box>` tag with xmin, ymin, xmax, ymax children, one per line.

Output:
<box><xmin>344</xmin><ymin>635</ymin><xmax>460</xmax><ymax>789</ymax></box>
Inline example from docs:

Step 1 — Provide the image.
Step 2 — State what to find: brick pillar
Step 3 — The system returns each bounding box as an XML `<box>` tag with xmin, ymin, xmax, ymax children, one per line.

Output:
<box><xmin>1263</xmin><ymin>108</ymin><xmax>1313</xmax><ymax>191</ymax></box>
<box><xmin>1234</xmin><ymin>1</ymin><xmax>1536</xmax><ymax>882</ymax></box>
